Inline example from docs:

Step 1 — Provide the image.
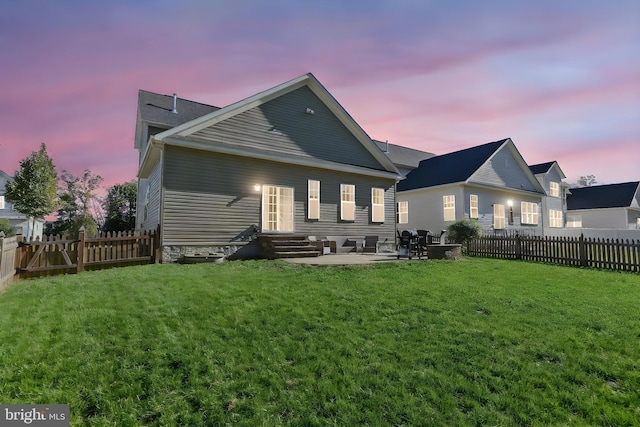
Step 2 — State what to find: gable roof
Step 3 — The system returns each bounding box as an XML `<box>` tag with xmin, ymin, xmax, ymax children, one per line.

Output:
<box><xmin>398</xmin><ymin>139</ymin><xmax>506</xmax><ymax>190</ymax></box>
<box><xmin>567</xmin><ymin>181</ymin><xmax>640</xmax><ymax>210</ymax></box>
<box><xmin>134</xmin><ymin>91</ymin><xmax>220</xmax><ymax>149</ymax></box>
<box><xmin>529</xmin><ymin>161</ymin><xmax>566</xmax><ymax>179</ymax></box>
<box><xmin>141</xmin><ymin>73</ymin><xmax>401</xmax><ymax>178</ymax></box>
<box><xmin>398</xmin><ymin>138</ymin><xmax>545</xmax><ymax>193</ymax></box>
<box><xmin>373</xmin><ymin>140</ymin><xmax>435</xmax><ymax>171</ymax></box>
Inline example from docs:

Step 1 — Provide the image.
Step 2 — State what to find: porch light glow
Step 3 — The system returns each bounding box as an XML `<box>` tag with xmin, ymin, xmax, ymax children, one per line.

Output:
<box><xmin>507</xmin><ymin>199</ymin><xmax>513</xmax><ymax>207</ymax></box>
<box><xmin>254</xmin><ymin>184</ymin><xmax>261</xmax><ymax>192</ymax></box>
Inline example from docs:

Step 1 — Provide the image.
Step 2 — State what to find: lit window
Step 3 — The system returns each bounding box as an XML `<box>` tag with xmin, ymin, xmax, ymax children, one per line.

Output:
<box><xmin>470</xmin><ymin>195</ymin><xmax>478</xmax><ymax>219</ymax></box>
<box><xmin>0</xmin><ymin>196</ymin><xmax>4</xmax><ymax>210</ymax></box>
<box><xmin>443</xmin><ymin>195</ymin><xmax>455</xmax><ymax>221</ymax></box>
<box><xmin>308</xmin><ymin>180</ymin><xmax>320</xmax><ymax>220</ymax></box>
<box><xmin>340</xmin><ymin>184</ymin><xmax>355</xmax><ymax>221</ymax></box>
<box><xmin>521</xmin><ymin>202</ymin><xmax>539</xmax><ymax>225</ymax></box>
<box><xmin>549</xmin><ymin>209</ymin><xmax>563</xmax><ymax>228</ymax></box>
<box><xmin>637</xmin><ymin>217</ymin><xmax>640</xmax><ymax>230</ymax></box>
<box><xmin>397</xmin><ymin>201</ymin><xmax>408</xmax><ymax>224</ymax></box>
<box><xmin>494</xmin><ymin>204</ymin><xmax>505</xmax><ymax>229</ymax></box>
<box><xmin>550</xmin><ymin>182</ymin><xmax>560</xmax><ymax>197</ymax></box>
<box><xmin>567</xmin><ymin>215</ymin><xmax>582</xmax><ymax>228</ymax></box>
<box><xmin>371</xmin><ymin>188</ymin><xmax>385</xmax><ymax>223</ymax></box>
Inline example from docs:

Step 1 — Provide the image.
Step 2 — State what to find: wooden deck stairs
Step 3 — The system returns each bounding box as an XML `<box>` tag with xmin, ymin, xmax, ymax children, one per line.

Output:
<box><xmin>258</xmin><ymin>235</ymin><xmax>321</xmax><ymax>259</ymax></box>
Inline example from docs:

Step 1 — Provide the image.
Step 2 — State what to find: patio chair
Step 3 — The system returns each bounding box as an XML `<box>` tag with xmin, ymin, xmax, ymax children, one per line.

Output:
<box><xmin>362</xmin><ymin>236</ymin><xmax>378</xmax><ymax>254</ymax></box>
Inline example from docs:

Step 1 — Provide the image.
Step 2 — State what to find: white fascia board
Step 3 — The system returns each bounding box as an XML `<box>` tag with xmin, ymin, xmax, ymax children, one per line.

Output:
<box><xmin>464</xmin><ymin>182</ymin><xmax>546</xmax><ymax>199</ymax></box>
<box><xmin>160</xmin><ymin>137</ymin><xmax>402</xmax><ymax>181</ymax></box>
<box><xmin>397</xmin><ymin>182</ymin><xmax>461</xmax><ymax>196</ymax></box>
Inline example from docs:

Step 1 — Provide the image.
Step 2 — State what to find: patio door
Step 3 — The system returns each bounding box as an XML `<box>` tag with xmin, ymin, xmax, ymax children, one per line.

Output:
<box><xmin>261</xmin><ymin>185</ymin><xmax>294</xmax><ymax>232</ymax></box>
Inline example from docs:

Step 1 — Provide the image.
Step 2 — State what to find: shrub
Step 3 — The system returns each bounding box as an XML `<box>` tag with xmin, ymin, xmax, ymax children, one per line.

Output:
<box><xmin>447</xmin><ymin>218</ymin><xmax>481</xmax><ymax>248</ymax></box>
<box><xmin>0</xmin><ymin>219</ymin><xmax>15</xmax><ymax>237</ymax></box>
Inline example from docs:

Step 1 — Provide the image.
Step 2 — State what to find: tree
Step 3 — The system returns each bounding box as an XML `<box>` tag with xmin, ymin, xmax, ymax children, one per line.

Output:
<box><xmin>51</xmin><ymin>169</ymin><xmax>103</xmax><ymax>237</ymax></box>
<box><xmin>447</xmin><ymin>218</ymin><xmax>481</xmax><ymax>253</ymax></box>
<box><xmin>577</xmin><ymin>174</ymin><xmax>597</xmax><ymax>188</ymax></box>
<box><xmin>4</xmin><ymin>143</ymin><xmax>58</xmax><ymax>239</ymax></box>
<box><xmin>102</xmin><ymin>181</ymin><xmax>137</xmax><ymax>233</ymax></box>
<box><xmin>0</xmin><ymin>219</ymin><xmax>15</xmax><ymax>237</ymax></box>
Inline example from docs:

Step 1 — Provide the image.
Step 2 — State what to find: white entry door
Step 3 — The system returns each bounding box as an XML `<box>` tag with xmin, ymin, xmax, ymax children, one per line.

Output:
<box><xmin>261</xmin><ymin>185</ymin><xmax>294</xmax><ymax>232</ymax></box>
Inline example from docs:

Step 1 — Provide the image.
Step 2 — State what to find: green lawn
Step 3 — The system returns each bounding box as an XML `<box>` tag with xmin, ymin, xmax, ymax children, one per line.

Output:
<box><xmin>0</xmin><ymin>258</ymin><xmax>639</xmax><ymax>426</ymax></box>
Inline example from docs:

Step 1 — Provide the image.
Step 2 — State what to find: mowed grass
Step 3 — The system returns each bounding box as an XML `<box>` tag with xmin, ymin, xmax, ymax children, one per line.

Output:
<box><xmin>0</xmin><ymin>258</ymin><xmax>639</xmax><ymax>426</ymax></box>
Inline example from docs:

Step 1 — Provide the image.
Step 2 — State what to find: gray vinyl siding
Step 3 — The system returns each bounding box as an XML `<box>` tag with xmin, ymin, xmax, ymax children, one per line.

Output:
<box><xmin>190</xmin><ymin>86</ymin><xmax>384</xmax><ymax>171</ymax></box>
<box><xmin>398</xmin><ymin>184</ymin><xmax>543</xmax><ymax>235</ymax></box>
<box><xmin>136</xmin><ymin>158</ymin><xmax>162</xmax><ymax>231</ymax></box>
<box><xmin>463</xmin><ymin>187</ymin><xmax>543</xmax><ymax>234</ymax></box>
<box><xmin>161</xmin><ymin>146</ymin><xmax>396</xmax><ymax>246</ymax></box>
<box><xmin>470</xmin><ymin>147</ymin><xmax>538</xmax><ymax>192</ymax></box>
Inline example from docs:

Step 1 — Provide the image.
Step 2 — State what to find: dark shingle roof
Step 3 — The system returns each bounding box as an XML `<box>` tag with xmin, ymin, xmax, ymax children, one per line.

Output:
<box><xmin>529</xmin><ymin>161</ymin><xmax>555</xmax><ymax>175</ymax></box>
<box><xmin>373</xmin><ymin>140</ymin><xmax>435</xmax><ymax>169</ymax></box>
<box><xmin>567</xmin><ymin>181</ymin><xmax>640</xmax><ymax>210</ymax></box>
<box><xmin>138</xmin><ymin>90</ymin><xmax>220</xmax><ymax>129</ymax></box>
<box><xmin>397</xmin><ymin>139</ymin><xmax>508</xmax><ymax>191</ymax></box>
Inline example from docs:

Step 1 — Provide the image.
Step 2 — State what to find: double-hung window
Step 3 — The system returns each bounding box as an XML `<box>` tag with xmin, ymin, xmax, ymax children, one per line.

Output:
<box><xmin>340</xmin><ymin>184</ymin><xmax>355</xmax><ymax>221</ymax></box>
<box><xmin>567</xmin><ymin>215</ymin><xmax>582</xmax><ymax>228</ymax></box>
<box><xmin>397</xmin><ymin>201</ymin><xmax>408</xmax><ymax>224</ymax></box>
<box><xmin>549</xmin><ymin>209</ymin><xmax>563</xmax><ymax>228</ymax></box>
<box><xmin>470</xmin><ymin>195</ymin><xmax>478</xmax><ymax>219</ymax></box>
<box><xmin>521</xmin><ymin>202</ymin><xmax>539</xmax><ymax>225</ymax></box>
<box><xmin>0</xmin><ymin>196</ymin><xmax>4</xmax><ymax>210</ymax></box>
<box><xmin>443</xmin><ymin>195</ymin><xmax>455</xmax><ymax>221</ymax></box>
<box><xmin>371</xmin><ymin>188</ymin><xmax>385</xmax><ymax>222</ymax></box>
<box><xmin>308</xmin><ymin>180</ymin><xmax>320</xmax><ymax>220</ymax></box>
<box><xmin>494</xmin><ymin>204</ymin><xmax>505</xmax><ymax>229</ymax></box>
<box><xmin>550</xmin><ymin>182</ymin><xmax>560</xmax><ymax>197</ymax></box>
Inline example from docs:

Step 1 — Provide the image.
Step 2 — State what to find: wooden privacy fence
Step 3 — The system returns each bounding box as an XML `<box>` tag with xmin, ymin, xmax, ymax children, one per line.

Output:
<box><xmin>14</xmin><ymin>227</ymin><xmax>160</xmax><ymax>279</ymax></box>
<box><xmin>0</xmin><ymin>233</ymin><xmax>18</xmax><ymax>290</ymax></box>
<box><xmin>467</xmin><ymin>234</ymin><xmax>640</xmax><ymax>273</ymax></box>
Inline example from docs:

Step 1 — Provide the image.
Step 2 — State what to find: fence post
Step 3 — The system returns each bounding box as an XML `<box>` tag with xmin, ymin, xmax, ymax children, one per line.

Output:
<box><xmin>579</xmin><ymin>234</ymin><xmax>587</xmax><ymax>267</ymax></box>
<box><xmin>515</xmin><ymin>233</ymin><xmax>521</xmax><ymax>260</ymax></box>
<box><xmin>154</xmin><ymin>224</ymin><xmax>161</xmax><ymax>264</ymax></box>
<box><xmin>77</xmin><ymin>227</ymin><xmax>85</xmax><ymax>273</ymax></box>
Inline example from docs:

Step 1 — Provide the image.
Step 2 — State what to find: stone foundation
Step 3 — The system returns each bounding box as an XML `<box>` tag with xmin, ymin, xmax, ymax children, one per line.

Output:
<box><xmin>162</xmin><ymin>242</ymin><xmax>259</xmax><ymax>263</ymax></box>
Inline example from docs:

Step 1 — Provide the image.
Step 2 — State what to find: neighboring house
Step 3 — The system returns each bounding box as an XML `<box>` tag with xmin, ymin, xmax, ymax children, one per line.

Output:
<box><xmin>396</xmin><ymin>138</ymin><xmax>546</xmax><ymax>235</ymax></box>
<box><xmin>529</xmin><ymin>161</ymin><xmax>570</xmax><ymax>232</ymax></box>
<box><xmin>566</xmin><ymin>181</ymin><xmax>640</xmax><ymax>230</ymax></box>
<box><xmin>0</xmin><ymin>169</ymin><xmax>45</xmax><ymax>239</ymax></box>
<box><xmin>135</xmin><ymin>73</ymin><xmax>403</xmax><ymax>261</ymax></box>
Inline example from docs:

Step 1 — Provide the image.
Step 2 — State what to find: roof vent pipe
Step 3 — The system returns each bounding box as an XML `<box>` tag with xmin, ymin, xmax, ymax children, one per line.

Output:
<box><xmin>385</xmin><ymin>139</ymin><xmax>389</xmax><ymax>153</ymax></box>
<box><xmin>171</xmin><ymin>93</ymin><xmax>178</xmax><ymax>114</ymax></box>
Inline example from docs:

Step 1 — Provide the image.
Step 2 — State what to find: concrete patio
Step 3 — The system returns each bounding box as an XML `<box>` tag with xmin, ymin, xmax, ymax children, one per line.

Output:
<box><xmin>282</xmin><ymin>253</ymin><xmax>408</xmax><ymax>265</ymax></box>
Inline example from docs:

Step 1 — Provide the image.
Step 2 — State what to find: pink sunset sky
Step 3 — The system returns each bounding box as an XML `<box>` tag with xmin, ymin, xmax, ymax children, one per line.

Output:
<box><xmin>1</xmin><ymin>1</ymin><xmax>638</xmax><ymax>190</ymax></box>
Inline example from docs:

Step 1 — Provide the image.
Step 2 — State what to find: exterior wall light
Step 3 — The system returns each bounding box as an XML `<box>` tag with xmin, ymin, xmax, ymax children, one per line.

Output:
<box><xmin>254</xmin><ymin>184</ymin><xmax>261</xmax><ymax>192</ymax></box>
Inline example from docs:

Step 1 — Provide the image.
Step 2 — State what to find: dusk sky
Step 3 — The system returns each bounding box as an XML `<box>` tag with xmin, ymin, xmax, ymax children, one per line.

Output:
<box><xmin>1</xmin><ymin>1</ymin><xmax>638</xmax><ymax>191</ymax></box>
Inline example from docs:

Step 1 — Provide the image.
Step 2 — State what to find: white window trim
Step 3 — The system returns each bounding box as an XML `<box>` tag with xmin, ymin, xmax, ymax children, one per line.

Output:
<box><xmin>340</xmin><ymin>184</ymin><xmax>355</xmax><ymax>221</ymax></box>
<box><xmin>494</xmin><ymin>204</ymin><xmax>505</xmax><ymax>229</ymax></box>
<box><xmin>371</xmin><ymin>188</ymin><xmax>385</xmax><ymax>223</ymax></box>
<box><xmin>470</xmin><ymin>194</ymin><xmax>478</xmax><ymax>219</ymax></box>
<box><xmin>443</xmin><ymin>195</ymin><xmax>455</xmax><ymax>222</ymax></box>
<box><xmin>550</xmin><ymin>181</ymin><xmax>560</xmax><ymax>198</ymax></box>
<box><xmin>397</xmin><ymin>201</ymin><xmax>408</xmax><ymax>224</ymax></box>
<box><xmin>549</xmin><ymin>209</ymin><xmax>563</xmax><ymax>228</ymax></box>
<box><xmin>0</xmin><ymin>195</ymin><xmax>4</xmax><ymax>210</ymax></box>
<box><xmin>521</xmin><ymin>202</ymin><xmax>539</xmax><ymax>225</ymax></box>
<box><xmin>308</xmin><ymin>180</ymin><xmax>320</xmax><ymax>220</ymax></box>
